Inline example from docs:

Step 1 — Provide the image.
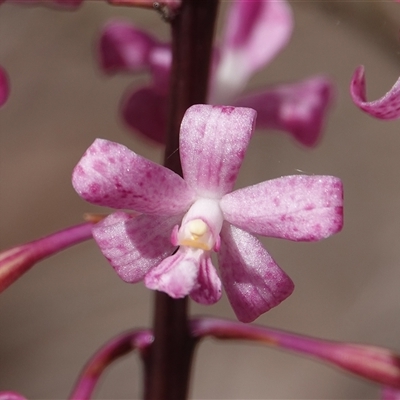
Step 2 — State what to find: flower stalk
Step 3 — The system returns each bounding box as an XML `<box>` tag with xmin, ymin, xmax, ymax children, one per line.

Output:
<box><xmin>69</xmin><ymin>330</ymin><xmax>153</xmax><ymax>400</ymax></box>
<box><xmin>144</xmin><ymin>0</ymin><xmax>219</xmax><ymax>398</ymax></box>
<box><xmin>0</xmin><ymin>222</ymin><xmax>93</xmax><ymax>293</ymax></box>
<box><xmin>191</xmin><ymin>317</ymin><xmax>400</xmax><ymax>390</ymax></box>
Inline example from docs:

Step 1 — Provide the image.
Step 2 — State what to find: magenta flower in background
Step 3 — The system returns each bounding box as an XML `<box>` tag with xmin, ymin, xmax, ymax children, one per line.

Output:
<box><xmin>99</xmin><ymin>0</ymin><xmax>333</xmax><ymax>147</ymax></box>
<box><xmin>72</xmin><ymin>104</ymin><xmax>343</xmax><ymax>322</ymax></box>
<box><xmin>0</xmin><ymin>66</ymin><xmax>9</xmax><ymax>107</ymax></box>
<box><xmin>351</xmin><ymin>66</ymin><xmax>400</xmax><ymax>120</ymax></box>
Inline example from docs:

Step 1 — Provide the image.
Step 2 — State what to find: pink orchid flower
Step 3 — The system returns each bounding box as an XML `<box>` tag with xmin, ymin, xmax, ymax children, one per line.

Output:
<box><xmin>351</xmin><ymin>66</ymin><xmax>400</xmax><ymax>120</ymax></box>
<box><xmin>72</xmin><ymin>104</ymin><xmax>343</xmax><ymax>322</ymax></box>
<box><xmin>99</xmin><ymin>0</ymin><xmax>333</xmax><ymax>147</ymax></box>
<box><xmin>0</xmin><ymin>66</ymin><xmax>9</xmax><ymax>107</ymax></box>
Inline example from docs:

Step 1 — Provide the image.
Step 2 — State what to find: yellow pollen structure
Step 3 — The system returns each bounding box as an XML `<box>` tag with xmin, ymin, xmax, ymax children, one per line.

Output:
<box><xmin>188</xmin><ymin>219</ymin><xmax>207</xmax><ymax>239</ymax></box>
<box><xmin>180</xmin><ymin>219</ymin><xmax>211</xmax><ymax>250</ymax></box>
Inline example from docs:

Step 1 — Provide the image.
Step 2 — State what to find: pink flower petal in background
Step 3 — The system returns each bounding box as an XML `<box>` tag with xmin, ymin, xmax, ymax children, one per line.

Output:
<box><xmin>121</xmin><ymin>86</ymin><xmax>167</xmax><ymax>143</ymax></box>
<box><xmin>351</xmin><ymin>65</ymin><xmax>400</xmax><ymax>119</ymax></box>
<box><xmin>210</xmin><ymin>0</ymin><xmax>293</xmax><ymax>103</ymax></box>
<box><xmin>98</xmin><ymin>0</ymin><xmax>334</xmax><ymax>147</ymax></box>
<box><xmin>0</xmin><ymin>66</ymin><xmax>9</xmax><ymax>107</ymax></box>
<box><xmin>74</xmin><ymin>105</ymin><xmax>343</xmax><ymax>322</ymax></box>
<box><xmin>235</xmin><ymin>76</ymin><xmax>333</xmax><ymax>147</ymax></box>
<box><xmin>99</xmin><ymin>21</ymin><xmax>171</xmax><ymax>91</ymax></box>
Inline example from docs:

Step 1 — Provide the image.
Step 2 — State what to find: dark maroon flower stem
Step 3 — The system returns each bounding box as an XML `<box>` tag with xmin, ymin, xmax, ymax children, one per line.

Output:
<box><xmin>144</xmin><ymin>1</ymin><xmax>219</xmax><ymax>399</ymax></box>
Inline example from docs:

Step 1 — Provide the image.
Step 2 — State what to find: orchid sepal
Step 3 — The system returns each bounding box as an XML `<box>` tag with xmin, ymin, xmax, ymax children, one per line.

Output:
<box><xmin>350</xmin><ymin>65</ymin><xmax>400</xmax><ymax>120</ymax></box>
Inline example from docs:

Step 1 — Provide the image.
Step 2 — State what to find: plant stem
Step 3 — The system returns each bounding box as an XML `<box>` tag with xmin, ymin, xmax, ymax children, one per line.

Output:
<box><xmin>143</xmin><ymin>0</ymin><xmax>219</xmax><ymax>398</ymax></box>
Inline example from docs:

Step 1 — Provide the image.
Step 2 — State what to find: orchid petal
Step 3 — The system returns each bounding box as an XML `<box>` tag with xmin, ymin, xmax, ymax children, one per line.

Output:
<box><xmin>92</xmin><ymin>211</ymin><xmax>179</xmax><ymax>283</ymax></box>
<box><xmin>190</xmin><ymin>255</ymin><xmax>222</xmax><ymax>305</ymax></box>
<box><xmin>235</xmin><ymin>76</ymin><xmax>334</xmax><ymax>147</ymax></box>
<box><xmin>98</xmin><ymin>21</ymin><xmax>171</xmax><ymax>91</ymax></box>
<box><xmin>350</xmin><ymin>65</ymin><xmax>400</xmax><ymax>119</ymax></box>
<box><xmin>122</xmin><ymin>86</ymin><xmax>167</xmax><ymax>144</ymax></box>
<box><xmin>99</xmin><ymin>21</ymin><xmax>157</xmax><ymax>73</ymax></box>
<box><xmin>145</xmin><ymin>249</ymin><xmax>198</xmax><ymax>298</ymax></box>
<box><xmin>221</xmin><ymin>175</ymin><xmax>343</xmax><ymax>242</ymax></box>
<box><xmin>180</xmin><ymin>105</ymin><xmax>256</xmax><ymax>198</ymax></box>
<box><xmin>72</xmin><ymin>139</ymin><xmax>195</xmax><ymax>215</ymax></box>
<box><xmin>211</xmin><ymin>0</ymin><xmax>293</xmax><ymax>103</ymax></box>
<box><xmin>0</xmin><ymin>66</ymin><xmax>9</xmax><ymax>107</ymax></box>
<box><xmin>218</xmin><ymin>224</ymin><xmax>294</xmax><ymax>323</ymax></box>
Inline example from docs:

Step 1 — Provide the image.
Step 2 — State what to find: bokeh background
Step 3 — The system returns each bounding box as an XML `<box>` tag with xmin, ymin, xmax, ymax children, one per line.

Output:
<box><xmin>1</xmin><ymin>1</ymin><xmax>400</xmax><ymax>398</ymax></box>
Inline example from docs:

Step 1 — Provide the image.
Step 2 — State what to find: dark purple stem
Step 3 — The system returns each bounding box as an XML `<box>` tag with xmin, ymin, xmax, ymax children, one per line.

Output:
<box><xmin>69</xmin><ymin>330</ymin><xmax>153</xmax><ymax>400</ymax></box>
<box><xmin>144</xmin><ymin>1</ymin><xmax>219</xmax><ymax>399</ymax></box>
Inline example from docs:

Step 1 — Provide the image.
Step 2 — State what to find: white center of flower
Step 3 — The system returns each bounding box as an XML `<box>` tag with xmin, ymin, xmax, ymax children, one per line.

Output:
<box><xmin>175</xmin><ymin>198</ymin><xmax>224</xmax><ymax>252</ymax></box>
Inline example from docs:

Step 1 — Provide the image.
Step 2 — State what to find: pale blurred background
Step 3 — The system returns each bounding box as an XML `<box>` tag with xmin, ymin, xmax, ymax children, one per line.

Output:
<box><xmin>1</xmin><ymin>1</ymin><xmax>400</xmax><ymax>398</ymax></box>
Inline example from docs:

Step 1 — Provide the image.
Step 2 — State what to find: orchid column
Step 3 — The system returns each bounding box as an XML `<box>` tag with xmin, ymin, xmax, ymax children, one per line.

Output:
<box><xmin>145</xmin><ymin>1</ymin><xmax>219</xmax><ymax>398</ymax></box>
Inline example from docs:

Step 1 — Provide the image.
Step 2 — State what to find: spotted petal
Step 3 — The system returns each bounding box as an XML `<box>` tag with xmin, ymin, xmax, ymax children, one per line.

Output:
<box><xmin>220</xmin><ymin>175</ymin><xmax>343</xmax><ymax>241</ymax></box>
<box><xmin>190</xmin><ymin>255</ymin><xmax>222</xmax><ymax>305</ymax></box>
<box><xmin>93</xmin><ymin>211</ymin><xmax>179</xmax><ymax>283</ymax></box>
<box><xmin>211</xmin><ymin>0</ymin><xmax>293</xmax><ymax>103</ymax></box>
<box><xmin>180</xmin><ymin>104</ymin><xmax>256</xmax><ymax>198</ymax></box>
<box><xmin>72</xmin><ymin>138</ymin><xmax>195</xmax><ymax>215</ymax></box>
<box><xmin>350</xmin><ymin>66</ymin><xmax>400</xmax><ymax>119</ymax></box>
<box><xmin>235</xmin><ymin>76</ymin><xmax>334</xmax><ymax>147</ymax></box>
<box><xmin>145</xmin><ymin>249</ymin><xmax>199</xmax><ymax>298</ymax></box>
<box><xmin>218</xmin><ymin>223</ymin><xmax>294</xmax><ymax>323</ymax></box>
